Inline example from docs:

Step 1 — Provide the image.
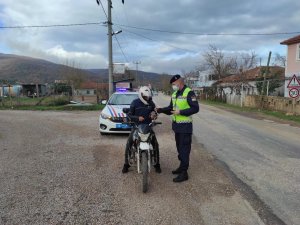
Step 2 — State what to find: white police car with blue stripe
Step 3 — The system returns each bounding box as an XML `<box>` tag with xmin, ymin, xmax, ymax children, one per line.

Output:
<box><xmin>99</xmin><ymin>92</ymin><xmax>139</xmax><ymax>134</ymax></box>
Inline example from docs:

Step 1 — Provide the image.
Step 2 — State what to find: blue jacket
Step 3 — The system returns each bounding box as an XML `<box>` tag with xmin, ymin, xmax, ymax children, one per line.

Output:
<box><xmin>128</xmin><ymin>98</ymin><xmax>156</xmax><ymax>125</ymax></box>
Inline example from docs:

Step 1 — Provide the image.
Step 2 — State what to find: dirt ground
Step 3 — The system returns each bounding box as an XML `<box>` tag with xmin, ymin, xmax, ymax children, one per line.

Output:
<box><xmin>0</xmin><ymin>110</ymin><xmax>265</xmax><ymax>225</ymax></box>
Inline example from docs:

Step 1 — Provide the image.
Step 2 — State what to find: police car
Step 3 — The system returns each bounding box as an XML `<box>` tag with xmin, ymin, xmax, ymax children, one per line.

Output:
<box><xmin>99</xmin><ymin>91</ymin><xmax>139</xmax><ymax>134</ymax></box>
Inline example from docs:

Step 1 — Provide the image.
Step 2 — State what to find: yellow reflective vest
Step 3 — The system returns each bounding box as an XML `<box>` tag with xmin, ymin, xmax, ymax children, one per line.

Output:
<box><xmin>171</xmin><ymin>87</ymin><xmax>192</xmax><ymax>123</ymax></box>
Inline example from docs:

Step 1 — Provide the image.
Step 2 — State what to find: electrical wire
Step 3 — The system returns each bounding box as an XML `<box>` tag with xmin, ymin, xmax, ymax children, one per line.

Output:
<box><xmin>97</xmin><ymin>1</ymin><xmax>129</xmax><ymax>62</ymax></box>
<box><xmin>113</xmin><ymin>35</ymin><xmax>129</xmax><ymax>62</ymax></box>
<box><xmin>94</xmin><ymin>1</ymin><xmax>128</xmax><ymax>62</ymax></box>
<box><xmin>123</xmin><ymin>28</ymin><xmax>198</xmax><ymax>53</ymax></box>
<box><xmin>1</xmin><ymin>22</ymin><xmax>299</xmax><ymax>37</ymax></box>
<box><xmin>115</xmin><ymin>23</ymin><xmax>300</xmax><ymax>36</ymax></box>
<box><xmin>0</xmin><ymin>22</ymin><xmax>103</xmax><ymax>29</ymax></box>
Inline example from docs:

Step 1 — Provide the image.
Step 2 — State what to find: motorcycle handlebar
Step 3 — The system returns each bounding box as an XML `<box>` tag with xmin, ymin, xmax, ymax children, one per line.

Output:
<box><xmin>121</xmin><ymin>121</ymin><xmax>162</xmax><ymax>126</ymax></box>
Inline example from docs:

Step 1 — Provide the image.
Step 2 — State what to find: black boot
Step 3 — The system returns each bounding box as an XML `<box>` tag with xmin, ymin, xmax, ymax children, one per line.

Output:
<box><xmin>172</xmin><ymin>167</ymin><xmax>182</xmax><ymax>175</ymax></box>
<box><xmin>173</xmin><ymin>171</ymin><xmax>188</xmax><ymax>183</ymax></box>
<box><xmin>122</xmin><ymin>164</ymin><xmax>130</xmax><ymax>173</ymax></box>
<box><xmin>154</xmin><ymin>164</ymin><xmax>162</xmax><ymax>173</ymax></box>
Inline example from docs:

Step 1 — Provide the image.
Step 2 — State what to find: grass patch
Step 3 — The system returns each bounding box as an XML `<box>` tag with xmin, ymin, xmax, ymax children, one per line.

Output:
<box><xmin>0</xmin><ymin>96</ymin><xmax>104</xmax><ymax>111</ymax></box>
<box><xmin>0</xmin><ymin>104</ymin><xmax>104</xmax><ymax>111</ymax></box>
<box><xmin>201</xmin><ymin>100</ymin><xmax>300</xmax><ymax>124</ymax></box>
<box><xmin>261</xmin><ymin>110</ymin><xmax>300</xmax><ymax>123</ymax></box>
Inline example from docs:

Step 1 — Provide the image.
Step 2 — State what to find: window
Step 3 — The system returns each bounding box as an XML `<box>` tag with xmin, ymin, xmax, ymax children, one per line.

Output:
<box><xmin>86</xmin><ymin>90</ymin><xmax>90</xmax><ymax>94</ymax></box>
<box><xmin>108</xmin><ymin>93</ymin><xmax>139</xmax><ymax>105</ymax></box>
<box><xmin>297</xmin><ymin>44</ymin><xmax>300</xmax><ymax>61</ymax></box>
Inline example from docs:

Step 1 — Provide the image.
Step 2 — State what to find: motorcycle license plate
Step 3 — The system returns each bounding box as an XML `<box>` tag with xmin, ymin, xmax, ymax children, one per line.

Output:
<box><xmin>116</xmin><ymin>123</ymin><xmax>131</xmax><ymax>129</ymax></box>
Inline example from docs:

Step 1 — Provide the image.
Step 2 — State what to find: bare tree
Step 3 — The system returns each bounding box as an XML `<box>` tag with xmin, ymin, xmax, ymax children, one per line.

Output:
<box><xmin>183</xmin><ymin>70</ymin><xmax>198</xmax><ymax>88</ymax></box>
<box><xmin>273</xmin><ymin>53</ymin><xmax>286</xmax><ymax>67</ymax></box>
<box><xmin>202</xmin><ymin>45</ymin><xmax>237</xmax><ymax>79</ymax></box>
<box><xmin>62</xmin><ymin>60</ymin><xmax>86</xmax><ymax>97</ymax></box>
<box><xmin>229</xmin><ymin>52</ymin><xmax>257</xmax><ymax>95</ymax></box>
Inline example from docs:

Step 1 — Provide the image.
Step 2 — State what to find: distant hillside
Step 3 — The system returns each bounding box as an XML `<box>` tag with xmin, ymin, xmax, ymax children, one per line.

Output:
<box><xmin>88</xmin><ymin>69</ymin><xmax>172</xmax><ymax>89</ymax></box>
<box><xmin>0</xmin><ymin>53</ymin><xmax>105</xmax><ymax>83</ymax></box>
<box><xmin>0</xmin><ymin>53</ymin><xmax>171</xmax><ymax>89</ymax></box>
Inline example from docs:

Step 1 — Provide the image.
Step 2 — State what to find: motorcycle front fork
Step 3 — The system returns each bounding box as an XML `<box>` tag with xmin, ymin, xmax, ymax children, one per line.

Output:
<box><xmin>137</xmin><ymin>150</ymin><xmax>153</xmax><ymax>174</ymax></box>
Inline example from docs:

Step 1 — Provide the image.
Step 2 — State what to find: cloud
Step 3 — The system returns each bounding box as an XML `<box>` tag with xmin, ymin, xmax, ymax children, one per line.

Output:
<box><xmin>0</xmin><ymin>0</ymin><xmax>299</xmax><ymax>74</ymax></box>
<box><xmin>45</xmin><ymin>45</ymin><xmax>107</xmax><ymax>68</ymax></box>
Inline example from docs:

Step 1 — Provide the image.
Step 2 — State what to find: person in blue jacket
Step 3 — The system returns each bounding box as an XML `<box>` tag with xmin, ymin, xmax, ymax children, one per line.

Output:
<box><xmin>156</xmin><ymin>74</ymin><xmax>199</xmax><ymax>182</ymax></box>
<box><xmin>122</xmin><ymin>86</ymin><xmax>161</xmax><ymax>174</ymax></box>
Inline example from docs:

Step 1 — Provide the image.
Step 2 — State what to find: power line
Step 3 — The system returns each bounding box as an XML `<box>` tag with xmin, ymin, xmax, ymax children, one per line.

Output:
<box><xmin>123</xmin><ymin>28</ymin><xmax>198</xmax><ymax>53</ymax></box>
<box><xmin>0</xmin><ymin>22</ymin><xmax>103</xmax><ymax>29</ymax></box>
<box><xmin>98</xmin><ymin>0</ymin><xmax>108</xmax><ymax>19</ymax></box>
<box><xmin>1</xmin><ymin>22</ymin><xmax>300</xmax><ymax>37</ymax></box>
<box><xmin>114</xmin><ymin>35</ymin><xmax>129</xmax><ymax>62</ymax></box>
<box><xmin>115</xmin><ymin>23</ymin><xmax>300</xmax><ymax>36</ymax></box>
<box><xmin>97</xmin><ymin>0</ymin><xmax>129</xmax><ymax>63</ymax></box>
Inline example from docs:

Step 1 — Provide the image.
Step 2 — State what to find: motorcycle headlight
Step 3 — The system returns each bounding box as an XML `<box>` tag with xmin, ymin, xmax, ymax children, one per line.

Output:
<box><xmin>139</xmin><ymin>132</ymin><xmax>150</xmax><ymax>142</ymax></box>
<box><xmin>100</xmin><ymin>113</ymin><xmax>111</xmax><ymax>120</ymax></box>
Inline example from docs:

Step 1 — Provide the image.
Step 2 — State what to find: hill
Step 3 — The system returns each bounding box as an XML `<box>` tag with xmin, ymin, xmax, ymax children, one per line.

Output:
<box><xmin>0</xmin><ymin>53</ymin><xmax>104</xmax><ymax>83</ymax></box>
<box><xmin>0</xmin><ymin>53</ymin><xmax>172</xmax><ymax>89</ymax></box>
<box><xmin>89</xmin><ymin>69</ymin><xmax>172</xmax><ymax>90</ymax></box>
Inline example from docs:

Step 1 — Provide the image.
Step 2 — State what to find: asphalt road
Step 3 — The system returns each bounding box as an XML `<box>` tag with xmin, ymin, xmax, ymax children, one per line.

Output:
<box><xmin>156</xmin><ymin>93</ymin><xmax>300</xmax><ymax>225</ymax></box>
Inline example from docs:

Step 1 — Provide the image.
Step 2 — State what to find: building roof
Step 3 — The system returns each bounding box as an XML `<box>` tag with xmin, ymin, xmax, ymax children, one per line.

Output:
<box><xmin>280</xmin><ymin>35</ymin><xmax>300</xmax><ymax>45</ymax></box>
<box><xmin>217</xmin><ymin>66</ymin><xmax>285</xmax><ymax>84</ymax></box>
<box><xmin>79</xmin><ymin>81</ymin><xmax>108</xmax><ymax>89</ymax></box>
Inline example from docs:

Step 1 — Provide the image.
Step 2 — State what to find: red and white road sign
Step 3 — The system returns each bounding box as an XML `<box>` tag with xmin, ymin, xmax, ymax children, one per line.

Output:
<box><xmin>287</xmin><ymin>74</ymin><xmax>300</xmax><ymax>88</ymax></box>
<box><xmin>289</xmin><ymin>88</ymin><xmax>299</xmax><ymax>98</ymax></box>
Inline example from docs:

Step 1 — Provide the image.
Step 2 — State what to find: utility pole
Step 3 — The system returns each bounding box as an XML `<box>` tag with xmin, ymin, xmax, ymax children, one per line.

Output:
<box><xmin>133</xmin><ymin>61</ymin><xmax>141</xmax><ymax>86</ymax></box>
<box><xmin>96</xmin><ymin>0</ymin><xmax>124</xmax><ymax>96</ymax></box>
<box><xmin>262</xmin><ymin>51</ymin><xmax>272</xmax><ymax>96</ymax></box>
<box><xmin>260</xmin><ymin>51</ymin><xmax>272</xmax><ymax>109</ymax></box>
<box><xmin>107</xmin><ymin>0</ymin><xmax>113</xmax><ymax>96</ymax></box>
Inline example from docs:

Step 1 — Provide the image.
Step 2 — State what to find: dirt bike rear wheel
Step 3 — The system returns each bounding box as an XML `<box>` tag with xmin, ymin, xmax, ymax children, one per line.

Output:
<box><xmin>141</xmin><ymin>151</ymin><xmax>148</xmax><ymax>193</ymax></box>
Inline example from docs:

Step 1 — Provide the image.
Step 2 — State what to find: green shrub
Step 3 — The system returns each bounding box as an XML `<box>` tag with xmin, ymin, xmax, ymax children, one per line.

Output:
<box><xmin>46</xmin><ymin>97</ymin><xmax>69</xmax><ymax>106</ymax></box>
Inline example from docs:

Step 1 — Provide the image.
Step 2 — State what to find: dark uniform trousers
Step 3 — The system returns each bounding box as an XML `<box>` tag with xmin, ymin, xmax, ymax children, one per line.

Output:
<box><xmin>175</xmin><ymin>132</ymin><xmax>192</xmax><ymax>171</ymax></box>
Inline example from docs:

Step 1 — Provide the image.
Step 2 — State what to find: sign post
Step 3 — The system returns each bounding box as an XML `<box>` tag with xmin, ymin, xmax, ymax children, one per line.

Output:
<box><xmin>287</xmin><ymin>74</ymin><xmax>300</xmax><ymax>98</ymax></box>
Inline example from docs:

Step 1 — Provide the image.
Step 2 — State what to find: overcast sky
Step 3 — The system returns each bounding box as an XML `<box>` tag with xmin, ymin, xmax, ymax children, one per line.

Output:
<box><xmin>0</xmin><ymin>0</ymin><xmax>299</xmax><ymax>74</ymax></box>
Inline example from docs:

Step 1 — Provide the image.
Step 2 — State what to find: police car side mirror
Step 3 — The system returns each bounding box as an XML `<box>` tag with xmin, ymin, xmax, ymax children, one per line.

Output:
<box><xmin>123</xmin><ymin>108</ymin><xmax>130</xmax><ymax>113</ymax></box>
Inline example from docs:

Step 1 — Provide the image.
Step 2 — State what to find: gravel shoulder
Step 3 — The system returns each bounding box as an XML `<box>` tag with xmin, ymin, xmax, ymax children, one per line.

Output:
<box><xmin>0</xmin><ymin>110</ymin><xmax>264</xmax><ymax>225</ymax></box>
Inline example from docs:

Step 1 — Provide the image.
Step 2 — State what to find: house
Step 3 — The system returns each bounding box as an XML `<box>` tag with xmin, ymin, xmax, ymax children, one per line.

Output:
<box><xmin>74</xmin><ymin>81</ymin><xmax>108</xmax><ymax>103</ymax></box>
<box><xmin>184</xmin><ymin>70</ymin><xmax>218</xmax><ymax>96</ymax></box>
<box><xmin>0</xmin><ymin>83</ymin><xmax>47</xmax><ymax>97</ymax></box>
<box><xmin>197</xmin><ymin>70</ymin><xmax>218</xmax><ymax>88</ymax></box>
<box><xmin>280</xmin><ymin>35</ymin><xmax>300</xmax><ymax>97</ymax></box>
<box><xmin>21</xmin><ymin>84</ymin><xmax>47</xmax><ymax>97</ymax></box>
<box><xmin>216</xmin><ymin>66</ymin><xmax>285</xmax><ymax>105</ymax></box>
<box><xmin>0</xmin><ymin>84</ymin><xmax>22</xmax><ymax>97</ymax></box>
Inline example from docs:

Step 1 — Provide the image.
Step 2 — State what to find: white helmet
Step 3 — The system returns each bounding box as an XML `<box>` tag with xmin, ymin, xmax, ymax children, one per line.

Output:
<box><xmin>138</xmin><ymin>86</ymin><xmax>152</xmax><ymax>105</ymax></box>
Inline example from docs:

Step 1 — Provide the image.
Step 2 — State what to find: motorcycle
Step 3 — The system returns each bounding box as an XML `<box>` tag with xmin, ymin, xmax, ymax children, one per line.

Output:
<box><xmin>122</xmin><ymin>108</ymin><xmax>161</xmax><ymax>193</ymax></box>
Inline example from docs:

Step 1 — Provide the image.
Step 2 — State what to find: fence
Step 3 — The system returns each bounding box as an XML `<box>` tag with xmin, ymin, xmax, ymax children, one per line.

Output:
<box><xmin>244</xmin><ymin>95</ymin><xmax>300</xmax><ymax>115</ymax></box>
<box><xmin>198</xmin><ymin>90</ymin><xmax>300</xmax><ymax>115</ymax></box>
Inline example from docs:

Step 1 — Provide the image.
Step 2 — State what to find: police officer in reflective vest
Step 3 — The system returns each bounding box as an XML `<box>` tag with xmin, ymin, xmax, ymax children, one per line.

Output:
<box><xmin>156</xmin><ymin>74</ymin><xmax>199</xmax><ymax>182</ymax></box>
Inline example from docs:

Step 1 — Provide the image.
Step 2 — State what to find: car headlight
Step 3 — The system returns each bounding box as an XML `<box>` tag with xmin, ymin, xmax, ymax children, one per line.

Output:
<box><xmin>100</xmin><ymin>113</ymin><xmax>112</xmax><ymax>120</ymax></box>
<box><xmin>138</xmin><ymin>132</ymin><xmax>150</xmax><ymax>142</ymax></box>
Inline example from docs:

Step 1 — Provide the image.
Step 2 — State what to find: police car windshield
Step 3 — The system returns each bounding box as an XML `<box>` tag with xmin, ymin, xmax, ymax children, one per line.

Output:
<box><xmin>108</xmin><ymin>93</ymin><xmax>138</xmax><ymax>105</ymax></box>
